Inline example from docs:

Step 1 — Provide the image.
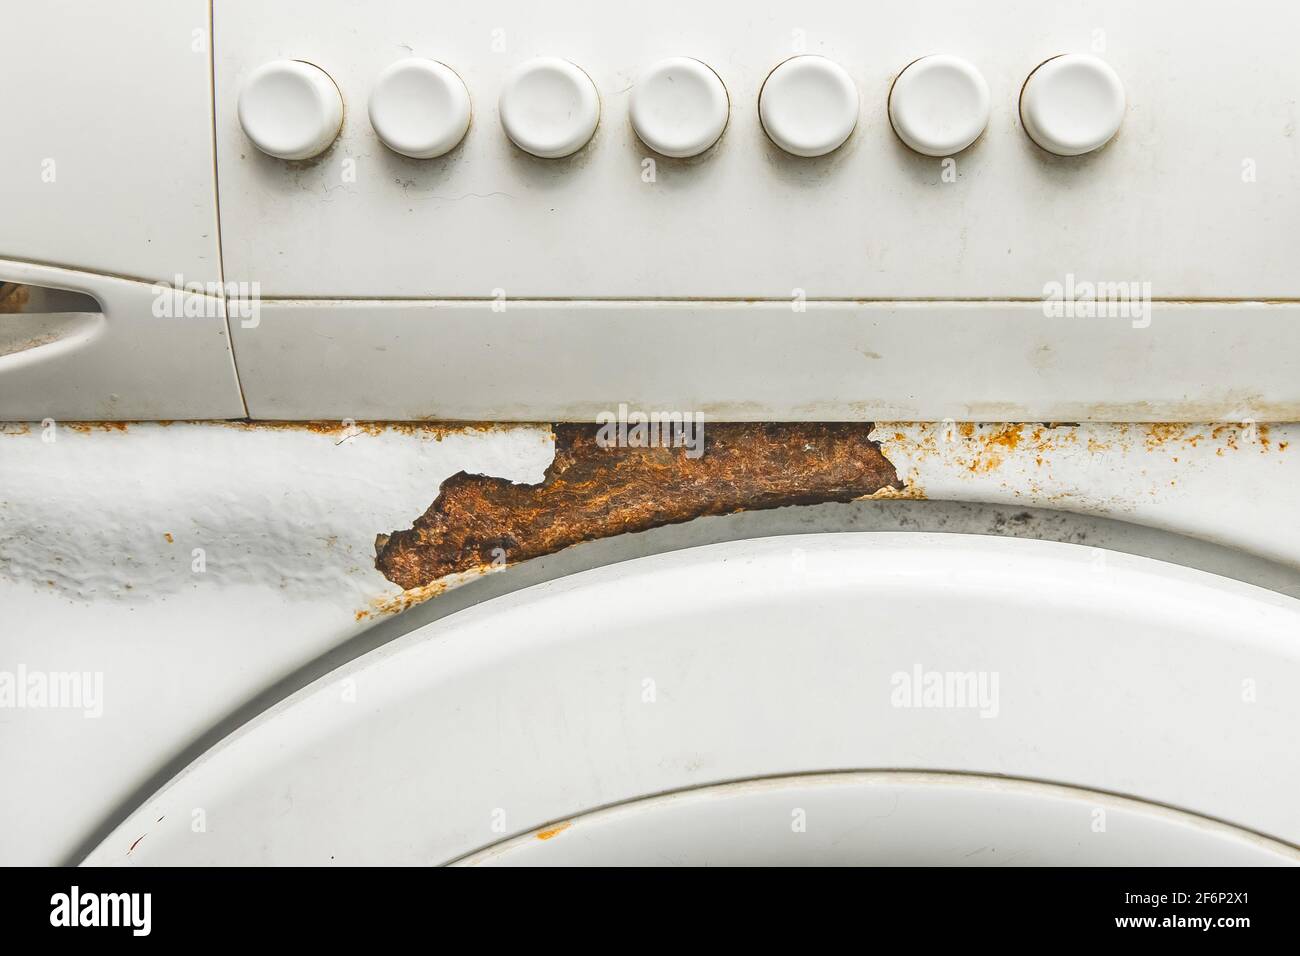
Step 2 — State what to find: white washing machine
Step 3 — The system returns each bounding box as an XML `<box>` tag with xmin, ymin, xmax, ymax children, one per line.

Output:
<box><xmin>2</xmin><ymin>0</ymin><xmax>1299</xmax><ymax>870</ymax></box>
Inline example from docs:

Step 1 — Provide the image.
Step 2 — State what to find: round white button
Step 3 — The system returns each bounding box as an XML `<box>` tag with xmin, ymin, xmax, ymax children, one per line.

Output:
<box><xmin>888</xmin><ymin>55</ymin><xmax>990</xmax><ymax>157</ymax></box>
<box><xmin>368</xmin><ymin>58</ymin><xmax>471</xmax><ymax>159</ymax></box>
<box><xmin>238</xmin><ymin>60</ymin><xmax>344</xmax><ymax>161</ymax></box>
<box><xmin>759</xmin><ymin>56</ymin><xmax>859</xmax><ymax>157</ymax></box>
<box><xmin>1020</xmin><ymin>54</ymin><xmax>1125</xmax><ymax>156</ymax></box>
<box><xmin>630</xmin><ymin>57</ymin><xmax>729</xmax><ymax>158</ymax></box>
<box><xmin>499</xmin><ymin>58</ymin><xmax>600</xmax><ymax>159</ymax></box>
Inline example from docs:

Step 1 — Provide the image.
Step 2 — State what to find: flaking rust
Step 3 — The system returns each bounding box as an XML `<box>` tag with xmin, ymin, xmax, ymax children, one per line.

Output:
<box><xmin>374</xmin><ymin>422</ymin><xmax>901</xmax><ymax>591</ymax></box>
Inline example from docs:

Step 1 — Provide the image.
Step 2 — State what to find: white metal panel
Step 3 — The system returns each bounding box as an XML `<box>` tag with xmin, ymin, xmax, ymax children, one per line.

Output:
<box><xmin>214</xmin><ymin>0</ymin><xmax>1300</xmax><ymax>298</ymax></box>
<box><xmin>229</xmin><ymin>299</ymin><xmax>1300</xmax><ymax>422</ymax></box>
<box><xmin>0</xmin><ymin>0</ymin><xmax>221</xmax><ymax>285</ymax></box>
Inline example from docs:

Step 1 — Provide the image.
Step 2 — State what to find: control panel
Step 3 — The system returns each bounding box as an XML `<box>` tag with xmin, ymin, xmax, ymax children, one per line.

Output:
<box><xmin>214</xmin><ymin>0</ymin><xmax>1300</xmax><ymax>300</ymax></box>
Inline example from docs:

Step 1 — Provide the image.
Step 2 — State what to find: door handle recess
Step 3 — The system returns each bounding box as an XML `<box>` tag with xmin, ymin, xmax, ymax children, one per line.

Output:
<box><xmin>0</xmin><ymin>281</ymin><xmax>103</xmax><ymax>362</ymax></box>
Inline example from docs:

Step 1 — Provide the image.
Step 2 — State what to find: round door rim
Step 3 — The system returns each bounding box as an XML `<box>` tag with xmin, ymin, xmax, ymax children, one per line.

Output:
<box><xmin>80</xmin><ymin>524</ymin><xmax>1300</xmax><ymax>865</ymax></box>
<box><xmin>454</xmin><ymin>770</ymin><xmax>1300</xmax><ymax>867</ymax></box>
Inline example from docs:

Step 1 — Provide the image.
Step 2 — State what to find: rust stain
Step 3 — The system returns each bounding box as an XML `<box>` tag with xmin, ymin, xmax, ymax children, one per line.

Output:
<box><xmin>535</xmin><ymin>822</ymin><xmax>572</xmax><ymax>841</ymax></box>
<box><xmin>0</xmin><ymin>282</ymin><xmax>31</xmax><ymax>314</ymax></box>
<box><xmin>355</xmin><ymin>573</ymin><xmax>476</xmax><ymax>622</ymax></box>
<box><xmin>2</xmin><ymin>420</ymin><xmax>522</xmax><ymax>440</ymax></box>
<box><xmin>883</xmin><ymin>421</ymin><xmax>1280</xmax><ymax>482</ymax></box>
<box><xmin>962</xmin><ymin>423</ymin><xmax>1027</xmax><ymax>473</ymax></box>
<box><xmin>1135</xmin><ymin>422</ymin><xmax>1283</xmax><ymax>455</ymax></box>
<box><xmin>215</xmin><ymin>420</ymin><xmax>397</xmax><ymax>437</ymax></box>
<box><xmin>207</xmin><ymin>420</ymin><xmax>529</xmax><ymax>443</ymax></box>
<box><xmin>891</xmin><ymin>423</ymin><xmax>1068</xmax><ymax>476</ymax></box>
<box><xmin>163</xmin><ymin>532</ymin><xmax>174</xmax><ymax>544</ymax></box>
<box><xmin>1141</xmin><ymin>422</ymin><xmax>1281</xmax><ymax>454</ymax></box>
<box><xmin>62</xmin><ymin>422</ymin><xmax>131</xmax><ymax>433</ymax></box>
<box><xmin>374</xmin><ymin>423</ymin><xmax>901</xmax><ymax>591</ymax></box>
<box><xmin>1144</xmin><ymin>423</ymin><xmax>1205</xmax><ymax>450</ymax></box>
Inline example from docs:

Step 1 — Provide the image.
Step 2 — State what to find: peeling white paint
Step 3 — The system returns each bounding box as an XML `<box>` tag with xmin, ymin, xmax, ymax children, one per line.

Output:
<box><xmin>0</xmin><ymin>422</ymin><xmax>553</xmax><ymax>606</ymax></box>
<box><xmin>0</xmin><ymin>422</ymin><xmax>553</xmax><ymax>866</ymax></box>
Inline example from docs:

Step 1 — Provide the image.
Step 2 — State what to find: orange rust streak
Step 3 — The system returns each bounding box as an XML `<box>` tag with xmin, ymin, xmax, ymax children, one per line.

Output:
<box><xmin>10</xmin><ymin>421</ymin><xmax>529</xmax><ymax>441</ymax></box>
<box><xmin>209</xmin><ymin>420</ymin><xmax>519</xmax><ymax>441</ymax></box>
<box><xmin>536</xmin><ymin>822</ymin><xmax>572</xmax><ymax>841</ymax></box>
<box><xmin>62</xmin><ymin>422</ymin><xmax>130</xmax><ymax>433</ymax></box>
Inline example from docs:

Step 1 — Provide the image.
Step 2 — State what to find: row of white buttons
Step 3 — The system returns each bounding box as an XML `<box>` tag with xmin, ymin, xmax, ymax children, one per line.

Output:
<box><xmin>237</xmin><ymin>54</ymin><xmax>1125</xmax><ymax>163</ymax></box>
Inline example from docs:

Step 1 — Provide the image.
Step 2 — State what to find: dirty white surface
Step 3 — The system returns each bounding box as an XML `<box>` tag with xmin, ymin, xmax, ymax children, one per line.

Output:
<box><xmin>874</xmin><ymin>421</ymin><xmax>1300</xmax><ymax>570</ymax></box>
<box><xmin>0</xmin><ymin>420</ymin><xmax>1297</xmax><ymax>864</ymax></box>
<box><xmin>0</xmin><ymin>422</ymin><xmax>552</xmax><ymax>865</ymax></box>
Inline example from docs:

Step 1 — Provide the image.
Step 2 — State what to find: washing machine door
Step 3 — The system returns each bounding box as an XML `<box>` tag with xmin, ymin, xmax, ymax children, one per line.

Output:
<box><xmin>84</xmin><ymin>533</ymin><xmax>1300</xmax><ymax>865</ymax></box>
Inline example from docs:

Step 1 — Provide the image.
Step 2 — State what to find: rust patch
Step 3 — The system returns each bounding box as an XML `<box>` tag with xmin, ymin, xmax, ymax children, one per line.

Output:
<box><xmin>960</xmin><ymin>423</ymin><xmax>1028</xmax><ymax>473</ymax></box>
<box><xmin>374</xmin><ymin>423</ymin><xmax>901</xmax><ymax>591</ymax></box>
<box><xmin>0</xmin><ymin>282</ymin><xmax>31</xmax><ymax>314</ymax></box>
<box><xmin>1143</xmin><ymin>423</ymin><xmax>1202</xmax><ymax>450</ymax></box>
<box><xmin>535</xmin><ymin>822</ymin><xmax>572</xmax><ymax>841</ymax></box>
